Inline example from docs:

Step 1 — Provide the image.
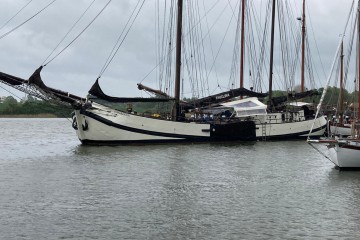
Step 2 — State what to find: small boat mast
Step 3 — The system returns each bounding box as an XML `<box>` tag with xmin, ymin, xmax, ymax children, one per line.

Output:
<box><xmin>268</xmin><ymin>0</ymin><xmax>276</xmax><ymax>107</ymax></box>
<box><xmin>301</xmin><ymin>0</ymin><xmax>306</xmax><ymax>93</ymax></box>
<box><xmin>357</xmin><ymin>0</ymin><xmax>360</xmax><ymax>132</ymax></box>
<box><xmin>173</xmin><ymin>0</ymin><xmax>183</xmax><ymax>121</ymax></box>
<box><xmin>239</xmin><ymin>0</ymin><xmax>246</xmax><ymax>99</ymax></box>
<box><xmin>340</xmin><ymin>41</ymin><xmax>344</xmax><ymax>124</ymax></box>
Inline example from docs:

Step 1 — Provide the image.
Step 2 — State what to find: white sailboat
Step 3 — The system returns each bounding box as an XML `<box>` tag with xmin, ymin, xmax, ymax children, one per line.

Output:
<box><xmin>0</xmin><ymin>0</ymin><xmax>327</xmax><ymax>143</ymax></box>
<box><xmin>329</xmin><ymin>41</ymin><xmax>353</xmax><ymax>137</ymax></box>
<box><xmin>234</xmin><ymin>0</ymin><xmax>326</xmax><ymax>140</ymax></box>
<box><xmin>308</xmin><ymin>0</ymin><xmax>360</xmax><ymax>169</ymax></box>
<box><xmin>328</xmin><ymin>138</ymin><xmax>360</xmax><ymax>168</ymax></box>
<box><xmin>0</xmin><ymin>0</ymin><xmax>260</xmax><ymax>145</ymax></box>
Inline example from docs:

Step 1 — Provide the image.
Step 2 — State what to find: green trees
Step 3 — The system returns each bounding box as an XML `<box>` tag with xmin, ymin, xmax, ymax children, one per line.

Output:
<box><xmin>0</xmin><ymin>86</ymin><xmax>355</xmax><ymax>117</ymax></box>
<box><xmin>263</xmin><ymin>86</ymin><xmax>354</xmax><ymax>106</ymax></box>
<box><xmin>0</xmin><ymin>96</ymin><xmax>19</xmax><ymax>114</ymax></box>
<box><xmin>0</xmin><ymin>96</ymin><xmax>72</xmax><ymax>117</ymax></box>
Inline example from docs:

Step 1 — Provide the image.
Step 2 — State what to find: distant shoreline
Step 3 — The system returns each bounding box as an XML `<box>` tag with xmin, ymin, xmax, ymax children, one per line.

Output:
<box><xmin>0</xmin><ymin>114</ymin><xmax>61</xmax><ymax>118</ymax></box>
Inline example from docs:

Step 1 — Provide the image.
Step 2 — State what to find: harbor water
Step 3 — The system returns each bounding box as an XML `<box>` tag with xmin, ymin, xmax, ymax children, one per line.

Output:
<box><xmin>1</xmin><ymin>118</ymin><xmax>360</xmax><ymax>239</ymax></box>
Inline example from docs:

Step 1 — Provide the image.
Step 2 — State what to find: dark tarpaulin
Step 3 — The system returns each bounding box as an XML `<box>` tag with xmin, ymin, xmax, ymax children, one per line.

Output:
<box><xmin>50</xmin><ymin>90</ymin><xmax>84</xmax><ymax>104</ymax></box>
<box><xmin>27</xmin><ymin>66</ymin><xmax>85</xmax><ymax>104</ymax></box>
<box><xmin>182</xmin><ymin>87</ymin><xmax>268</xmax><ymax>109</ymax></box>
<box><xmin>28</xmin><ymin>66</ymin><xmax>48</xmax><ymax>90</ymax></box>
<box><xmin>1</xmin><ymin>66</ymin><xmax>49</xmax><ymax>90</ymax></box>
<box><xmin>51</xmin><ymin>89</ymin><xmax>84</xmax><ymax>102</ymax></box>
<box><xmin>271</xmin><ymin>89</ymin><xmax>320</xmax><ymax>106</ymax></box>
<box><xmin>0</xmin><ymin>72</ymin><xmax>28</xmax><ymax>85</ymax></box>
<box><xmin>1</xmin><ymin>67</ymin><xmax>84</xmax><ymax>104</ymax></box>
<box><xmin>88</xmin><ymin>79</ymin><xmax>174</xmax><ymax>103</ymax></box>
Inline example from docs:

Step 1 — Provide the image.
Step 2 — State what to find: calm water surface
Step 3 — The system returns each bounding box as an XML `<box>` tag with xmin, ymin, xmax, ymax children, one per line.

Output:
<box><xmin>1</xmin><ymin>118</ymin><xmax>360</xmax><ymax>239</ymax></box>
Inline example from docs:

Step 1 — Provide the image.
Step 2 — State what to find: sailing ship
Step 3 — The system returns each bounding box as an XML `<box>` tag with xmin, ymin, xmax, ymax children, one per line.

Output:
<box><xmin>230</xmin><ymin>0</ymin><xmax>327</xmax><ymax>140</ymax></box>
<box><xmin>308</xmin><ymin>0</ymin><xmax>360</xmax><ymax>169</ymax></box>
<box><xmin>328</xmin><ymin>42</ymin><xmax>353</xmax><ymax>137</ymax></box>
<box><xmin>0</xmin><ymin>0</ymin><xmax>263</xmax><ymax>144</ymax></box>
<box><xmin>0</xmin><ymin>0</ymin><xmax>328</xmax><ymax>143</ymax></box>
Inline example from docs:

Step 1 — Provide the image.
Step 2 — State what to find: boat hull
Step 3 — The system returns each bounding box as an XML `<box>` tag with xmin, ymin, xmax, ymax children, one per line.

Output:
<box><xmin>73</xmin><ymin>104</ymin><xmax>256</xmax><ymax>145</ymax></box>
<box><xmin>330</xmin><ymin>125</ymin><xmax>352</xmax><ymax>137</ymax></box>
<box><xmin>328</xmin><ymin>141</ymin><xmax>360</xmax><ymax>168</ymax></box>
<box><xmin>255</xmin><ymin>116</ymin><xmax>327</xmax><ymax>140</ymax></box>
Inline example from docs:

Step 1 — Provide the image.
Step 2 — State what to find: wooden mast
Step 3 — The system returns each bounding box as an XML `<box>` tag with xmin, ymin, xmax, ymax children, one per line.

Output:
<box><xmin>268</xmin><ymin>0</ymin><xmax>276</xmax><ymax>107</ymax></box>
<box><xmin>173</xmin><ymin>0</ymin><xmax>183</xmax><ymax>121</ymax></box>
<box><xmin>300</xmin><ymin>0</ymin><xmax>306</xmax><ymax>93</ymax></box>
<box><xmin>357</xmin><ymin>0</ymin><xmax>360</xmax><ymax>135</ymax></box>
<box><xmin>239</xmin><ymin>0</ymin><xmax>246</xmax><ymax>99</ymax></box>
<box><xmin>339</xmin><ymin>41</ymin><xmax>344</xmax><ymax>124</ymax></box>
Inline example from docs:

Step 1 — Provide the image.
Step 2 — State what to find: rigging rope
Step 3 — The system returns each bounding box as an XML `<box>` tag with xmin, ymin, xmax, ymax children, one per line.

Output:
<box><xmin>164</xmin><ymin>2</ymin><xmax>176</xmax><ymax>96</ymax></box>
<box><xmin>240</xmin><ymin>0</ymin><xmax>271</xmax><ymax>93</ymax></box>
<box><xmin>0</xmin><ymin>85</ymin><xmax>23</xmax><ymax>101</ymax></box>
<box><xmin>305</xmin><ymin>37</ymin><xmax>315</xmax><ymax>89</ymax></box>
<box><xmin>44</xmin><ymin>0</ymin><xmax>112</xmax><ymax>66</ymax></box>
<box><xmin>202</xmin><ymin>1</ymin><xmax>238</xmax><ymax>93</ymax></box>
<box><xmin>308</xmin><ymin>143</ymin><xmax>332</xmax><ymax>161</ymax></box>
<box><xmin>306</xmin><ymin>3</ymin><xmax>327</xmax><ymax>82</ymax></box>
<box><xmin>254</xmin><ymin>0</ymin><xmax>271</xmax><ymax>92</ymax></box>
<box><xmin>0</xmin><ymin>0</ymin><xmax>58</xmax><ymax>40</ymax></box>
<box><xmin>343</xmin><ymin>12</ymin><xmax>357</xmax><ymax>90</ymax></box>
<box><xmin>42</xmin><ymin>0</ymin><xmax>97</xmax><ymax>65</ymax></box>
<box><xmin>194</xmin><ymin>0</ymin><xmax>222</xmax><ymax>95</ymax></box>
<box><xmin>0</xmin><ymin>0</ymin><xmax>34</xmax><ymax>31</ymax></box>
<box><xmin>139</xmin><ymin>0</ymin><xmax>221</xmax><ymax>88</ymax></box>
<box><xmin>228</xmin><ymin>0</ymin><xmax>241</xmax><ymax>89</ymax></box>
<box><xmin>98</xmin><ymin>0</ymin><xmax>146</xmax><ymax>78</ymax></box>
<box><xmin>246</xmin><ymin>3</ymin><xmax>261</xmax><ymax>91</ymax></box>
<box><xmin>327</xmin><ymin>11</ymin><xmax>357</xmax><ymax>118</ymax></box>
<box><xmin>308</xmin><ymin>0</ymin><xmax>355</xmax><ymax>140</ymax></box>
<box><xmin>155</xmin><ymin>0</ymin><xmax>167</xmax><ymax>91</ymax></box>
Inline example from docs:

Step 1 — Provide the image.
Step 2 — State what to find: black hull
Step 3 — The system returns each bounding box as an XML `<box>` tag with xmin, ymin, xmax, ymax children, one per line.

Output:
<box><xmin>210</xmin><ymin>120</ymin><xmax>256</xmax><ymax>141</ymax></box>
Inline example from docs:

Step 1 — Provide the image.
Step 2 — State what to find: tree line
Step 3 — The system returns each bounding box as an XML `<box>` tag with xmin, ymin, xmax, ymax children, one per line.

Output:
<box><xmin>271</xmin><ymin>86</ymin><xmax>355</xmax><ymax>106</ymax></box>
<box><xmin>0</xmin><ymin>95</ymin><xmax>72</xmax><ymax>117</ymax></box>
<box><xmin>0</xmin><ymin>86</ymin><xmax>355</xmax><ymax>117</ymax></box>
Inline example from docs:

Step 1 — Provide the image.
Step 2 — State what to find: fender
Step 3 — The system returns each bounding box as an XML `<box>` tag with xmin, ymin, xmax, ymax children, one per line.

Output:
<box><xmin>72</xmin><ymin>117</ymin><xmax>78</xmax><ymax>130</ymax></box>
<box><xmin>82</xmin><ymin>119</ymin><xmax>89</xmax><ymax>131</ymax></box>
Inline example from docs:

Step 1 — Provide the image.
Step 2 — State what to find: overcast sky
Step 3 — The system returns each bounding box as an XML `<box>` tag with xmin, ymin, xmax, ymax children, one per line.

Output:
<box><xmin>0</xmin><ymin>0</ymin><xmax>356</xmax><ymax>100</ymax></box>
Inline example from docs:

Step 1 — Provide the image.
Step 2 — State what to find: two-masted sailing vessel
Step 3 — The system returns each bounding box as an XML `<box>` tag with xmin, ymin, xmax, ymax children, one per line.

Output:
<box><xmin>0</xmin><ymin>0</ymin><xmax>262</xmax><ymax>144</ymax></box>
<box><xmin>328</xmin><ymin>41</ymin><xmax>353</xmax><ymax>137</ymax></box>
<box><xmin>308</xmin><ymin>0</ymin><xmax>360</xmax><ymax>169</ymax></box>
<box><xmin>0</xmin><ymin>0</ymin><xmax>327</xmax><ymax>144</ymax></box>
<box><xmin>230</xmin><ymin>0</ymin><xmax>326</xmax><ymax>140</ymax></box>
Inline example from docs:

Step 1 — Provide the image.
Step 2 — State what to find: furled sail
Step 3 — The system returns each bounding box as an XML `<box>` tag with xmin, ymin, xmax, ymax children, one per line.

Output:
<box><xmin>182</xmin><ymin>87</ymin><xmax>268</xmax><ymax>109</ymax></box>
<box><xmin>88</xmin><ymin>79</ymin><xmax>174</xmax><ymax>103</ymax></box>
<box><xmin>271</xmin><ymin>89</ymin><xmax>320</xmax><ymax>106</ymax></box>
<box><xmin>0</xmin><ymin>67</ymin><xmax>84</xmax><ymax>105</ymax></box>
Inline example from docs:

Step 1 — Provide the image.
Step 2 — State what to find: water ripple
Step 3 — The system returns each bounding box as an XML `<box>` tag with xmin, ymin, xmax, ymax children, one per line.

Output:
<box><xmin>1</xmin><ymin>119</ymin><xmax>360</xmax><ymax>239</ymax></box>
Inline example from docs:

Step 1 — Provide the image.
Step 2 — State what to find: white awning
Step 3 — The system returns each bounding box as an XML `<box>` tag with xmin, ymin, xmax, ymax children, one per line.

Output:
<box><xmin>220</xmin><ymin>97</ymin><xmax>267</xmax><ymax>117</ymax></box>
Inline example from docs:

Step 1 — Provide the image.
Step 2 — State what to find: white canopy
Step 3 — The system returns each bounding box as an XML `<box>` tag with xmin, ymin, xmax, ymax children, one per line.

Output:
<box><xmin>221</xmin><ymin>97</ymin><xmax>267</xmax><ymax>117</ymax></box>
